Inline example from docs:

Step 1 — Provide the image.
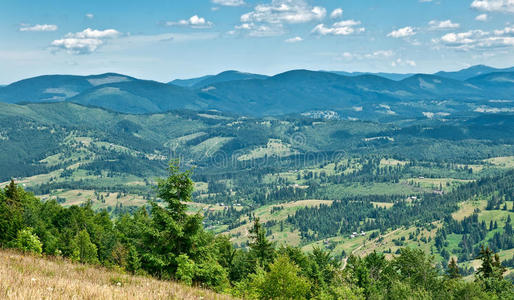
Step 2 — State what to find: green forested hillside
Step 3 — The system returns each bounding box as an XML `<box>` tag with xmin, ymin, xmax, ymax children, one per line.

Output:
<box><xmin>1</xmin><ymin>165</ymin><xmax>513</xmax><ymax>299</ymax></box>
<box><xmin>0</xmin><ymin>101</ymin><xmax>514</xmax><ymax>297</ymax></box>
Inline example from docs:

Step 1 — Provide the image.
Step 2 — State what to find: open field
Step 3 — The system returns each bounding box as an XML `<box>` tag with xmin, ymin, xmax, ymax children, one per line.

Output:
<box><xmin>452</xmin><ymin>199</ymin><xmax>487</xmax><ymax>221</ymax></box>
<box><xmin>0</xmin><ymin>250</ymin><xmax>233</xmax><ymax>300</ymax></box>
<box><xmin>224</xmin><ymin>200</ymin><xmax>333</xmax><ymax>246</ymax></box>
<box><xmin>484</xmin><ymin>156</ymin><xmax>514</xmax><ymax>169</ymax></box>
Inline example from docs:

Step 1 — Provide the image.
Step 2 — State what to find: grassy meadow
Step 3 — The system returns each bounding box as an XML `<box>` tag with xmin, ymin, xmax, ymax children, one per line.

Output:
<box><xmin>0</xmin><ymin>250</ymin><xmax>233</xmax><ymax>300</ymax></box>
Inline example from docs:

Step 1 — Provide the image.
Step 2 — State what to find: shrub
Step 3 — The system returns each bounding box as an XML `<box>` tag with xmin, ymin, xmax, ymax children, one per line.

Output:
<box><xmin>176</xmin><ymin>254</ymin><xmax>195</xmax><ymax>286</ymax></box>
<box><xmin>14</xmin><ymin>228</ymin><xmax>43</xmax><ymax>255</ymax></box>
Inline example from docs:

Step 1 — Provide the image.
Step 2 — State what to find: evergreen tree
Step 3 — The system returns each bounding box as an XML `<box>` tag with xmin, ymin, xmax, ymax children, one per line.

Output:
<box><xmin>249</xmin><ymin>218</ymin><xmax>276</xmax><ymax>268</ymax></box>
<box><xmin>126</xmin><ymin>245</ymin><xmax>141</xmax><ymax>274</ymax></box>
<box><xmin>447</xmin><ymin>257</ymin><xmax>461</xmax><ymax>279</ymax></box>
<box><xmin>73</xmin><ymin>229</ymin><xmax>99</xmax><ymax>264</ymax></box>
<box><xmin>5</xmin><ymin>179</ymin><xmax>21</xmax><ymax>205</ymax></box>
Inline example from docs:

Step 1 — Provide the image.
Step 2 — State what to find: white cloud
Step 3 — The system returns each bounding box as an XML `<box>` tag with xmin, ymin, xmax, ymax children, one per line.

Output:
<box><xmin>330</xmin><ymin>8</ymin><xmax>343</xmax><ymax>19</ymax></box>
<box><xmin>312</xmin><ymin>20</ymin><xmax>365</xmax><ymax>36</ymax></box>
<box><xmin>235</xmin><ymin>22</ymin><xmax>285</xmax><ymax>36</ymax></box>
<box><xmin>475</xmin><ymin>13</ymin><xmax>489</xmax><ymax>21</ymax></box>
<box><xmin>428</xmin><ymin>20</ymin><xmax>460</xmax><ymax>30</ymax></box>
<box><xmin>51</xmin><ymin>28</ymin><xmax>121</xmax><ymax>54</ymax></box>
<box><xmin>387</xmin><ymin>26</ymin><xmax>416</xmax><ymax>38</ymax></box>
<box><xmin>19</xmin><ymin>24</ymin><xmax>58</xmax><ymax>32</ymax></box>
<box><xmin>391</xmin><ymin>58</ymin><xmax>416</xmax><ymax>67</ymax></box>
<box><xmin>212</xmin><ymin>0</ymin><xmax>245</xmax><ymax>6</ymax></box>
<box><xmin>340</xmin><ymin>50</ymin><xmax>394</xmax><ymax>60</ymax></box>
<box><xmin>471</xmin><ymin>0</ymin><xmax>514</xmax><ymax>13</ymax></box>
<box><xmin>234</xmin><ymin>0</ymin><xmax>327</xmax><ymax>36</ymax></box>
<box><xmin>285</xmin><ymin>36</ymin><xmax>303</xmax><ymax>42</ymax></box>
<box><xmin>494</xmin><ymin>24</ymin><xmax>514</xmax><ymax>36</ymax></box>
<box><xmin>71</xmin><ymin>28</ymin><xmax>120</xmax><ymax>39</ymax></box>
<box><xmin>166</xmin><ymin>15</ymin><xmax>213</xmax><ymax>28</ymax></box>
<box><xmin>241</xmin><ymin>0</ymin><xmax>326</xmax><ymax>24</ymax></box>
<box><xmin>86</xmin><ymin>13</ymin><xmax>94</xmax><ymax>19</ymax></box>
<box><xmin>366</xmin><ymin>50</ymin><xmax>394</xmax><ymax>58</ymax></box>
<box><xmin>440</xmin><ymin>30</ymin><xmax>487</xmax><ymax>45</ymax></box>
<box><xmin>436</xmin><ymin>26</ymin><xmax>514</xmax><ymax>50</ymax></box>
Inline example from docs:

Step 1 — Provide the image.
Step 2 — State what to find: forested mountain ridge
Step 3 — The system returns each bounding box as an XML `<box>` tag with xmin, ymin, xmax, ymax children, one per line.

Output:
<box><xmin>330</xmin><ymin>65</ymin><xmax>514</xmax><ymax>81</ymax></box>
<box><xmin>169</xmin><ymin>70</ymin><xmax>268</xmax><ymax>88</ymax></box>
<box><xmin>1</xmin><ymin>101</ymin><xmax>513</xmax><ymax>183</ymax></box>
<box><xmin>0</xmin><ymin>66</ymin><xmax>512</xmax><ymax>117</ymax></box>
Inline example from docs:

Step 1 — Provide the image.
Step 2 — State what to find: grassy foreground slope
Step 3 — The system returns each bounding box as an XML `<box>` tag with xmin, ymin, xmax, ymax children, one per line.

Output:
<box><xmin>0</xmin><ymin>249</ymin><xmax>232</xmax><ymax>300</ymax></box>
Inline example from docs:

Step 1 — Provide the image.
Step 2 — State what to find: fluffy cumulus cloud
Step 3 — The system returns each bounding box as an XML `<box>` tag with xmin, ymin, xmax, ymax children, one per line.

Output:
<box><xmin>212</xmin><ymin>0</ymin><xmax>245</xmax><ymax>6</ymax></box>
<box><xmin>330</xmin><ymin>8</ymin><xmax>343</xmax><ymax>19</ymax></box>
<box><xmin>429</xmin><ymin>20</ymin><xmax>460</xmax><ymax>30</ymax></box>
<box><xmin>391</xmin><ymin>58</ymin><xmax>416</xmax><ymax>67</ymax></box>
<box><xmin>166</xmin><ymin>15</ymin><xmax>213</xmax><ymax>28</ymax></box>
<box><xmin>475</xmin><ymin>13</ymin><xmax>489</xmax><ymax>21</ymax></box>
<box><xmin>241</xmin><ymin>0</ymin><xmax>326</xmax><ymax>24</ymax></box>
<box><xmin>471</xmin><ymin>0</ymin><xmax>514</xmax><ymax>13</ymax></box>
<box><xmin>436</xmin><ymin>25</ymin><xmax>514</xmax><ymax>50</ymax></box>
<box><xmin>51</xmin><ymin>28</ymin><xmax>120</xmax><ymax>54</ymax></box>
<box><xmin>285</xmin><ymin>36</ymin><xmax>303</xmax><ymax>42</ymax></box>
<box><xmin>388</xmin><ymin>26</ymin><xmax>416</xmax><ymax>38</ymax></box>
<box><xmin>19</xmin><ymin>24</ymin><xmax>58</xmax><ymax>32</ymax></box>
<box><xmin>312</xmin><ymin>20</ymin><xmax>365</xmax><ymax>36</ymax></box>
<box><xmin>235</xmin><ymin>0</ymin><xmax>326</xmax><ymax>36</ymax></box>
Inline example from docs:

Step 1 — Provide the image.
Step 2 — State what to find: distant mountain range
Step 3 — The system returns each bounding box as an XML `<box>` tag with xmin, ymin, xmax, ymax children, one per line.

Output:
<box><xmin>170</xmin><ymin>70</ymin><xmax>268</xmax><ymax>88</ymax></box>
<box><xmin>328</xmin><ymin>65</ymin><xmax>514</xmax><ymax>81</ymax></box>
<box><xmin>0</xmin><ymin>65</ymin><xmax>512</xmax><ymax>119</ymax></box>
<box><xmin>434</xmin><ymin>65</ymin><xmax>514</xmax><ymax>81</ymax></box>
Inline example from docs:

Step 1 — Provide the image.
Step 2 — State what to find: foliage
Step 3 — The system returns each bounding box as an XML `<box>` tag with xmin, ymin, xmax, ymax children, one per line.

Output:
<box><xmin>255</xmin><ymin>255</ymin><xmax>311</xmax><ymax>300</ymax></box>
<box><xmin>13</xmin><ymin>228</ymin><xmax>42</xmax><ymax>255</ymax></box>
<box><xmin>73</xmin><ymin>229</ymin><xmax>99</xmax><ymax>264</ymax></box>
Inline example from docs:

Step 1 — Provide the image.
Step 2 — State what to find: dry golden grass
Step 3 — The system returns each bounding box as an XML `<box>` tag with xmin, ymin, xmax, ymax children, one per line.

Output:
<box><xmin>0</xmin><ymin>249</ymin><xmax>234</xmax><ymax>300</ymax></box>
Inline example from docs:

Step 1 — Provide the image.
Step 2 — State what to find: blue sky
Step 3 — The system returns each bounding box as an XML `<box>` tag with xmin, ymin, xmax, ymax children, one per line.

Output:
<box><xmin>0</xmin><ymin>0</ymin><xmax>513</xmax><ymax>84</ymax></box>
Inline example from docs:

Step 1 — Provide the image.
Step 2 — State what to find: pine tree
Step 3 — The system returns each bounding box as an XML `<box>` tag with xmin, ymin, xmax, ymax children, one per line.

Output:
<box><xmin>156</xmin><ymin>159</ymin><xmax>192</xmax><ymax>220</ymax></box>
<box><xmin>447</xmin><ymin>257</ymin><xmax>461</xmax><ymax>279</ymax></box>
<box><xmin>5</xmin><ymin>179</ymin><xmax>21</xmax><ymax>205</ymax></box>
<box><xmin>249</xmin><ymin>218</ymin><xmax>275</xmax><ymax>268</ymax></box>
<box><xmin>73</xmin><ymin>230</ymin><xmax>99</xmax><ymax>264</ymax></box>
<box><xmin>126</xmin><ymin>245</ymin><xmax>141</xmax><ymax>274</ymax></box>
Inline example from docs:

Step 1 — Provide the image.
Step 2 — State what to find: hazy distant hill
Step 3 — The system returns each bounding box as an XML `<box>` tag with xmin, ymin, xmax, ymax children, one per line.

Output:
<box><xmin>0</xmin><ymin>73</ymin><xmax>135</xmax><ymax>104</ymax></box>
<box><xmin>169</xmin><ymin>75</ymin><xmax>214</xmax><ymax>88</ymax></box>
<box><xmin>329</xmin><ymin>71</ymin><xmax>414</xmax><ymax>81</ymax></box>
<box><xmin>330</xmin><ymin>65</ymin><xmax>514</xmax><ymax>81</ymax></box>
<box><xmin>197</xmin><ymin>70</ymin><xmax>514</xmax><ymax>116</ymax></box>
<box><xmin>0</xmin><ymin>66</ymin><xmax>512</xmax><ymax>117</ymax></box>
<box><xmin>68</xmin><ymin>79</ymin><xmax>208</xmax><ymax>114</ymax></box>
<box><xmin>466</xmin><ymin>72</ymin><xmax>514</xmax><ymax>99</ymax></box>
<box><xmin>435</xmin><ymin>65</ymin><xmax>514</xmax><ymax>81</ymax></box>
<box><xmin>184</xmin><ymin>70</ymin><xmax>268</xmax><ymax>89</ymax></box>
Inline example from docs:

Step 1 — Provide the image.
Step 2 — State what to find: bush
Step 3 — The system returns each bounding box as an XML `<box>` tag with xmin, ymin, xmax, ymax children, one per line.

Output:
<box><xmin>257</xmin><ymin>255</ymin><xmax>311</xmax><ymax>300</ymax></box>
<box><xmin>14</xmin><ymin>228</ymin><xmax>42</xmax><ymax>255</ymax></box>
<box><xmin>175</xmin><ymin>254</ymin><xmax>195</xmax><ymax>286</ymax></box>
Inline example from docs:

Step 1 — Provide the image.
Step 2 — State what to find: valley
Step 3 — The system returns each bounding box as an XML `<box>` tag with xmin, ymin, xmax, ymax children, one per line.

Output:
<box><xmin>0</xmin><ymin>92</ymin><xmax>513</xmax><ymax>279</ymax></box>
